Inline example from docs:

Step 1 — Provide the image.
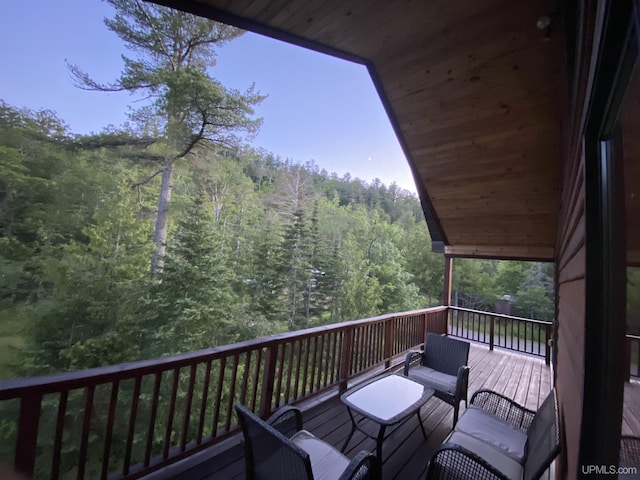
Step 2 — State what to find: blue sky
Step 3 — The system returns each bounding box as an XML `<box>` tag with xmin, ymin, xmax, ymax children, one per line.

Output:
<box><xmin>0</xmin><ymin>0</ymin><xmax>417</xmax><ymax>192</ymax></box>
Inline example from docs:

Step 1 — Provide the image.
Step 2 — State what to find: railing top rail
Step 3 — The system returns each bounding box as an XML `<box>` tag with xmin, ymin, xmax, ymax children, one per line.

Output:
<box><xmin>0</xmin><ymin>307</ymin><xmax>446</xmax><ymax>399</ymax></box>
<box><xmin>448</xmin><ymin>306</ymin><xmax>552</xmax><ymax>325</ymax></box>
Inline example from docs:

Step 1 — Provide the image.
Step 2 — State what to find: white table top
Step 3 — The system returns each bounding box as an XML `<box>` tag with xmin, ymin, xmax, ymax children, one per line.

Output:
<box><xmin>341</xmin><ymin>375</ymin><xmax>434</xmax><ymax>424</ymax></box>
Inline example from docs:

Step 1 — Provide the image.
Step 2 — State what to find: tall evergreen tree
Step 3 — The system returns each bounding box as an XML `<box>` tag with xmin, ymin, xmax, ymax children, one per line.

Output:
<box><xmin>68</xmin><ymin>0</ymin><xmax>264</xmax><ymax>273</ymax></box>
<box><xmin>145</xmin><ymin>193</ymin><xmax>239</xmax><ymax>355</ymax></box>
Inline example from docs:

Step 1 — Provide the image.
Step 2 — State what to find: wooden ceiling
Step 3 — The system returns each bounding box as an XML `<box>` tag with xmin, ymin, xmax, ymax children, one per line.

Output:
<box><xmin>156</xmin><ymin>0</ymin><xmax>563</xmax><ymax>260</ymax></box>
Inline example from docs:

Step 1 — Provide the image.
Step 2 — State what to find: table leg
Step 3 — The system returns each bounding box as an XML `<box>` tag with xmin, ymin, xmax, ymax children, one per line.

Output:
<box><xmin>341</xmin><ymin>408</ymin><xmax>356</xmax><ymax>453</ymax></box>
<box><xmin>376</xmin><ymin>425</ymin><xmax>386</xmax><ymax>462</ymax></box>
<box><xmin>416</xmin><ymin>410</ymin><xmax>427</xmax><ymax>439</ymax></box>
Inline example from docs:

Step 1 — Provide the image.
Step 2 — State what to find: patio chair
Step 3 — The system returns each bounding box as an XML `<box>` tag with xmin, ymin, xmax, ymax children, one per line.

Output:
<box><xmin>235</xmin><ymin>403</ymin><xmax>378</xmax><ymax>480</ymax></box>
<box><xmin>620</xmin><ymin>435</ymin><xmax>640</xmax><ymax>467</ymax></box>
<box><xmin>403</xmin><ymin>333</ymin><xmax>470</xmax><ymax>425</ymax></box>
<box><xmin>425</xmin><ymin>388</ymin><xmax>560</xmax><ymax>480</ymax></box>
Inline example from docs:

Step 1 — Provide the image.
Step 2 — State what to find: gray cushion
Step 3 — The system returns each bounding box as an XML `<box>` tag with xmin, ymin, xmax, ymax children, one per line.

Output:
<box><xmin>408</xmin><ymin>366</ymin><xmax>457</xmax><ymax>395</ymax></box>
<box><xmin>455</xmin><ymin>406</ymin><xmax>528</xmax><ymax>463</ymax></box>
<box><xmin>446</xmin><ymin>431</ymin><xmax>524</xmax><ymax>480</ymax></box>
<box><xmin>290</xmin><ymin>430</ymin><xmax>349</xmax><ymax>480</ymax></box>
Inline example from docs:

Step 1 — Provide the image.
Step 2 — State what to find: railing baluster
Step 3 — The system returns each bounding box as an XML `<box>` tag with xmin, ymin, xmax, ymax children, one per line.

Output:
<box><xmin>14</xmin><ymin>392</ymin><xmax>41</xmax><ymax>476</ymax></box>
<box><xmin>301</xmin><ymin>338</ymin><xmax>311</xmax><ymax>397</ymax></box>
<box><xmin>339</xmin><ymin>328</ymin><xmax>353</xmax><ymax>392</ymax></box>
<box><xmin>489</xmin><ymin>316</ymin><xmax>495</xmax><ymax>351</ymax></box>
<box><xmin>274</xmin><ymin>345</ymin><xmax>285</xmax><ymax>407</ymax></box>
<box><xmin>240</xmin><ymin>351</ymin><xmax>252</xmax><ymax>407</ymax></box>
<box><xmin>101</xmin><ymin>381</ymin><xmax>119</xmax><ymax>478</ymax></box>
<box><xmin>316</xmin><ymin>334</ymin><xmax>324</xmax><ymax>390</ymax></box>
<box><xmin>197</xmin><ymin>361</ymin><xmax>212</xmax><ymax>444</ymax></box>
<box><xmin>78</xmin><ymin>386</ymin><xmax>95</xmax><ymax>479</ymax></box>
<box><xmin>322</xmin><ymin>334</ymin><xmax>332</xmax><ymax>388</ymax></box>
<box><xmin>225</xmin><ymin>354</ymin><xmax>240</xmax><ymax>432</ymax></box>
<box><xmin>144</xmin><ymin>373</ymin><xmax>162</xmax><ymax>466</ymax></box>
<box><xmin>213</xmin><ymin>357</ymin><xmax>226</xmax><ymax>434</ymax></box>
<box><xmin>123</xmin><ymin>377</ymin><xmax>142</xmax><ymax>474</ymax></box>
<box><xmin>309</xmin><ymin>336</ymin><xmax>318</xmax><ymax>393</ymax></box>
<box><xmin>180</xmin><ymin>364</ymin><xmax>197</xmax><ymax>452</ymax></box>
<box><xmin>251</xmin><ymin>349</ymin><xmax>262</xmax><ymax>410</ymax></box>
<box><xmin>163</xmin><ymin>368</ymin><xmax>180</xmax><ymax>459</ymax></box>
<box><xmin>292</xmin><ymin>340</ymin><xmax>302</xmax><ymax>401</ymax></box>
<box><xmin>51</xmin><ymin>390</ymin><xmax>68</xmax><ymax>480</ymax></box>
<box><xmin>259</xmin><ymin>345</ymin><xmax>276</xmax><ymax>417</ymax></box>
<box><xmin>384</xmin><ymin>318</ymin><xmax>393</xmax><ymax>368</ymax></box>
<box><xmin>284</xmin><ymin>342</ymin><xmax>294</xmax><ymax>402</ymax></box>
<box><xmin>329</xmin><ymin>333</ymin><xmax>338</xmax><ymax>385</ymax></box>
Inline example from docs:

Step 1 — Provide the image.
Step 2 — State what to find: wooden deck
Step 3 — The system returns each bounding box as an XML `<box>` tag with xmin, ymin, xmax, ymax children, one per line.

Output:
<box><xmin>146</xmin><ymin>343</ymin><xmax>640</xmax><ymax>480</ymax></box>
<box><xmin>147</xmin><ymin>344</ymin><xmax>550</xmax><ymax>479</ymax></box>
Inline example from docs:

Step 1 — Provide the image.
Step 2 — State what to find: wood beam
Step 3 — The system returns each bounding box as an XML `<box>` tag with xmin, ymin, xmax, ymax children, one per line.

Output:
<box><xmin>444</xmin><ymin>245</ymin><xmax>555</xmax><ymax>261</ymax></box>
<box><xmin>443</xmin><ymin>256</ymin><xmax>453</xmax><ymax>306</ymax></box>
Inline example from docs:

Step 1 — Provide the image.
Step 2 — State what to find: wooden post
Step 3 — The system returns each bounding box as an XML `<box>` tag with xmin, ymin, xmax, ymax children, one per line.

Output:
<box><xmin>339</xmin><ymin>328</ymin><xmax>353</xmax><ymax>393</ymax></box>
<box><xmin>259</xmin><ymin>344</ymin><xmax>278</xmax><ymax>417</ymax></box>
<box><xmin>489</xmin><ymin>316</ymin><xmax>495</xmax><ymax>351</ymax></box>
<box><xmin>384</xmin><ymin>317</ymin><xmax>394</xmax><ymax>368</ymax></box>
<box><xmin>545</xmin><ymin>324</ymin><xmax>552</xmax><ymax>366</ymax></box>
<box><xmin>443</xmin><ymin>256</ymin><xmax>453</xmax><ymax>335</ymax></box>
<box><xmin>15</xmin><ymin>393</ymin><xmax>42</xmax><ymax>477</ymax></box>
<box><xmin>443</xmin><ymin>256</ymin><xmax>453</xmax><ymax>305</ymax></box>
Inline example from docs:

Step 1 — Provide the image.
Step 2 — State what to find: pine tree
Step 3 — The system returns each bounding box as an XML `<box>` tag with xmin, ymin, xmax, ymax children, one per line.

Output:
<box><xmin>145</xmin><ymin>193</ymin><xmax>239</xmax><ymax>355</ymax></box>
<box><xmin>68</xmin><ymin>0</ymin><xmax>264</xmax><ymax>273</ymax></box>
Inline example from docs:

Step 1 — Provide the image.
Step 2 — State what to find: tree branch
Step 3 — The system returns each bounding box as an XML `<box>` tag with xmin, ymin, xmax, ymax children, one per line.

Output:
<box><xmin>130</xmin><ymin>168</ymin><xmax>164</xmax><ymax>189</ymax></box>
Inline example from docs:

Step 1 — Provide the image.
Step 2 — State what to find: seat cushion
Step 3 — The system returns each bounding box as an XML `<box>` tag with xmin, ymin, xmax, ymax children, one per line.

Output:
<box><xmin>455</xmin><ymin>406</ymin><xmax>528</xmax><ymax>463</ymax></box>
<box><xmin>408</xmin><ymin>366</ymin><xmax>457</xmax><ymax>395</ymax></box>
<box><xmin>290</xmin><ymin>430</ymin><xmax>350</xmax><ymax>480</ymax></box>
<box><xmin>446</xmin><ymin>431</ymin><xmax>524</xmax><ymax>480</ymax></box>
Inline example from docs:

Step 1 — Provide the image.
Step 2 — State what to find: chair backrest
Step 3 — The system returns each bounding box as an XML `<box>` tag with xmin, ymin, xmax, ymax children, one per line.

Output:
<box><xmin>523</xmin><ymin>389</ymin><xmax>560</xmax><ymax>480</ymax></box>
<box><xmin>620</xmin><ymin>435</ymin><xmax>640</xmax><ymax>466</ymax></box>
<box><xmin>423</xmin><ymin>333</ymin><xmax>470</xmax><ymax>376</ymax></box>
<box><xmin>235</xmin><ymin>403</ymin><xmax>314</xmax><ymax>480</ymax></box>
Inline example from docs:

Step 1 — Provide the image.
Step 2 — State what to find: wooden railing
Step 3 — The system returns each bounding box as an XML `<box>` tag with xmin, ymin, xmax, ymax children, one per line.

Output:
<box><xmin>448</xmin><ymin>307</ymin><xmax>552</xmax><ymax>364</ymax></box>
<box><xmin>0</xmin><ymin>307</ymin><xmax>447</xmax><ymax>479</ymax></box>
<box><xmin>625</xmin><ymin>334</ymin><xmax>640</xmax><ymax>380</ymax></box>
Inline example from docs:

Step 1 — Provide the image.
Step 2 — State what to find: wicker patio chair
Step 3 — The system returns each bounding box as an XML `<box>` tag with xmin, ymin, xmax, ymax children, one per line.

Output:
<box><xmin>235</xmin><ymin>403</ymin><xmax>378</xmax><ymax>480</ymax></box>
<box><xmin>404</xmin><ymin>333</ymin><xmax>470</xmax><ymax>425</ymax></box>
<box><xmin>426</xmin><ymin>388</ymin><xmax>560</xmax><ymax>480</ymax></box>
<box><xmin>620</xmin><ymin>435</ymin><xmax>640</xmax><ymax>467</ymax></box>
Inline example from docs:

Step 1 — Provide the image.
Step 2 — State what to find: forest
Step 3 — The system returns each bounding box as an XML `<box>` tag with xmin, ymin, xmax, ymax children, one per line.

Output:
<box><xmin>0</xmin><ymin>1</ymin><xmax>557</xmax><ymax>381</ymax></box>
<box><xmin>0</xmin><ymin>99</ymin><xmax>556</xmax><ymax>381</ymax></box>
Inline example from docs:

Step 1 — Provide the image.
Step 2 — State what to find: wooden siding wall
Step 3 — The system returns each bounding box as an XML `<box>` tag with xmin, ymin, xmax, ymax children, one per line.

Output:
<box><xmin>555</xmin><ymin>3</ymin><xmax>603</xmax><ymax>478</ymax></box>
<box><xmin>556</xmin><ymin>139</ymin><xmax>586</xmax><ymax>480</ymax></box>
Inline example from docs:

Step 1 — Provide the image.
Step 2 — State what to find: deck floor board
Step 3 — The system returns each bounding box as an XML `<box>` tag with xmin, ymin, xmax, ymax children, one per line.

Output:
<box><xmin>153</xmin><ymin>343</ymin><xmax>640</xmax><ymax>480</ymax></box>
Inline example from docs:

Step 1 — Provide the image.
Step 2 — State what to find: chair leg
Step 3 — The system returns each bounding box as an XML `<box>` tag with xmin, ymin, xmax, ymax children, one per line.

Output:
<box><xmin>453</xmin><ymin>404</ymin><xmax>459</xmax><ymax>426</ymax></box>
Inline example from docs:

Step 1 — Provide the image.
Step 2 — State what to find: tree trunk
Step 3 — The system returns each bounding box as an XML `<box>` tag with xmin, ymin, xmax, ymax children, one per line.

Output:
<box><xmin>151</xmin><ymin>159</ymin><xmax>174</xmax><ymax>274</ymax></box>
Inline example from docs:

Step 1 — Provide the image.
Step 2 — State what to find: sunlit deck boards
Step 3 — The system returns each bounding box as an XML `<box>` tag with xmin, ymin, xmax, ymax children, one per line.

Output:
<box><xmin>157</xmin><ymin>343</ymin><xmax>552</xmax><ymax>479</ymax></box>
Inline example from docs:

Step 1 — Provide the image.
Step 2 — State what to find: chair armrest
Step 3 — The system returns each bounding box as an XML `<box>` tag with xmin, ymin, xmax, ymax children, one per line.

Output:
<box><xmin>338</xmin><ymin>450</ymin><xmax>379</xmax><ymax>480</ymax></box>
<box><xmin>470</xmin><ymin>389</ymin><xmax>536</xmax><ymax>431</ymax></box>
<box><xmin>403</xmin><ymin>350</ymin><xmax>423</xmax><ymax>376</ymax></box>
<box><xmin>426</xmin><ymin>442</ymin><xmax>512</xmax><ymax>480</ymax></box>
<box><xmin>266</xmin><ymin>405</ymin><xmax>303</xmax><ymax>438</ymax></box>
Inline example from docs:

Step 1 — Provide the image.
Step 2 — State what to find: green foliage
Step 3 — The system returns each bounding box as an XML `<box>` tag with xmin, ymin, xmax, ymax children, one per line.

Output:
<box><xmin>514</xmin><ymin>285</ymin><xmax>554</xmax><ymax>321</ymax></box>
<box><xmin>143</xmin><ymin>193</ymin><xmax>241</xmax><ymax>355</ymax></box>
<box><xmin>0</xmin><ymin>100</ymin><xmax>559</xmax><ymax>379</ymax></box>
